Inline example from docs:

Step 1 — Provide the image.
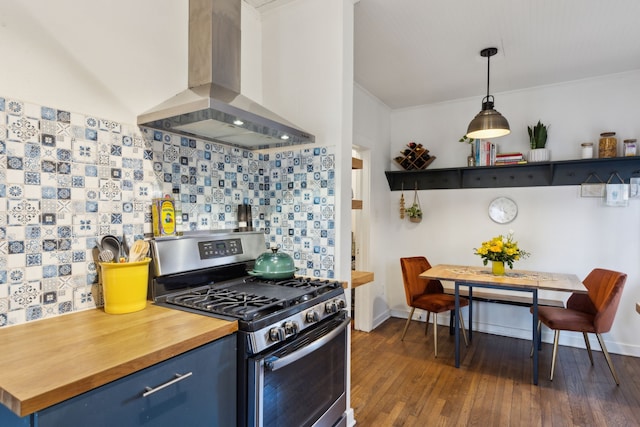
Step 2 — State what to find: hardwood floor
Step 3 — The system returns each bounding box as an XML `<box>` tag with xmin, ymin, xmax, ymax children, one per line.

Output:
<box><xmin>350</xmin><ymin>317</ymin><xmax>640</xmax><ymax>426</ymax></box>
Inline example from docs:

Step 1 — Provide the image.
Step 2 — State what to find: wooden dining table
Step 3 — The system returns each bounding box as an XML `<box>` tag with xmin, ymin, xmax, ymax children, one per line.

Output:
<box><xmin>420</xmin><ymin>264</ymin><xmax>587</xmax><ymax>385</ymax></box>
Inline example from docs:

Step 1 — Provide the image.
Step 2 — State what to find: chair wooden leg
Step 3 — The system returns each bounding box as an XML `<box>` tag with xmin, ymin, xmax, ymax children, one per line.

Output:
<box><xmin>433</xmin><ymin>313</ymin><xmax>438</xmax><ymax>358</ymax></box>
<box><xmin>459</xmin><ymin>310</ymin><xmax>469</xmax><ymax>347</ymax></box>
<box><xmin>401</xmin><ymin>307</ymin><xmax>415</xmax><ymax>341</ymax></box>
<box><xmin>596</xmin><ymin>333</ymin><xmax>620</xmax><ymax>385</ymax></box>
<box><xmin>550</xmin><ymin>330</ymin><xmax>560</xmax><ymax>381</ymax></box>
<box><xmin>583</xmin><ymin>332</ymin><xmax>594</xmax><ymax>365</ymax></box>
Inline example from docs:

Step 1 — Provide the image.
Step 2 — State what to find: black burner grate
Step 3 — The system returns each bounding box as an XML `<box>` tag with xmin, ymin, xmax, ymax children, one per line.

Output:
<box><xmin>251</xmin><ymin>277</ymin><xmax>339</xmax><ymax>292</ymax></box>
<box><xmin>167</xmin><ymin>287</ymin><xmax>288</xmax><ymax>321</ymax></box>
<box><xmin>161</xmin><ymin>276</ymin><xmax>343</xmax><ymax>323</ymax></box>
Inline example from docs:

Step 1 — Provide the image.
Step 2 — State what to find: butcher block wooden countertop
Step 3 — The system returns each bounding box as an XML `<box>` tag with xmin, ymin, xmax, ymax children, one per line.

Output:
<box><xmin>351</xmin><ymin>270</ymin><xmax>374</xmax><ymax>288</ymax></box>
<box><xmin>0</xmin><ymin>303</ymin><xmax>237</xmax><ymax>417</ymax></box>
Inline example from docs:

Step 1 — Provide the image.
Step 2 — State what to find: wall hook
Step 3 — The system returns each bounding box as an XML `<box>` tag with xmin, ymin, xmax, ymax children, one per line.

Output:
<box><xmin>399</xmin><ymin>182</ymin><xmax>405</xmax><ymax>219</ymax></box>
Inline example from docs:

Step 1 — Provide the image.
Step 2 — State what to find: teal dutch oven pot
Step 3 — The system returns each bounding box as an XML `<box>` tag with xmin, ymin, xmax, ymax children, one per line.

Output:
<box><xmin>248</xmin><ymin>247</ymin><xmax>297</xmax><ymax>279</ymax></box>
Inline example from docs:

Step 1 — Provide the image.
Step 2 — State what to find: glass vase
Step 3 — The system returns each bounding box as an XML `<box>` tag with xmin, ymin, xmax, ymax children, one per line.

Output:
<box><xmin>492</xmin><ymin>261</ymin><xmax>505</xmax><ymax>276</ymax></box>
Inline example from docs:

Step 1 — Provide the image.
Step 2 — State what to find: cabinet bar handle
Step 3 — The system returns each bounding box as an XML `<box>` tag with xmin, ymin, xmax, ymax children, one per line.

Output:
<box><xmin>142</xmin><ymin>372</ymin><xmax>193</xmax><ymax>397</ymax></box>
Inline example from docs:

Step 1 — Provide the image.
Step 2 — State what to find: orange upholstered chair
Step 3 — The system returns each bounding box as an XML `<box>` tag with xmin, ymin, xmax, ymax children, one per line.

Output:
<box><xmin>400</xmin><ymin>257</ymin><xmax>469</xmax><ymax>357</ymax></box>
<box><xmin>533</xmin><ymin>268</ymin><xmax>626</xmax><ymax>384</ymax></box>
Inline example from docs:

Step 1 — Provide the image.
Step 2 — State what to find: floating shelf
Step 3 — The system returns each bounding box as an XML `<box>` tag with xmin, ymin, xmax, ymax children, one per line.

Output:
<box><xmin>385</xmin><ymin>157</ymin><xmax>640</xmax><ymax>191</ymax></box>
<box><xmin>353</xmin><ymin>157</ymin><xmax>363</xmax><ymax>209</ymax></box>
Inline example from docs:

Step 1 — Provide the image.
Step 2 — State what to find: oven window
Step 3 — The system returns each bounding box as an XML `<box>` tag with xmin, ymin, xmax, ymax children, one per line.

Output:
<box><xmin>261</xmin><ymin>322</ymin><xmax>346</xmax><ymax>427</ymax></box>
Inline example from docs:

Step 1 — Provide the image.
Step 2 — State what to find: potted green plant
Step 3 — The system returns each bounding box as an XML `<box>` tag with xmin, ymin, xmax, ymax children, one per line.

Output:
<box><xmin>528</xmin><ymin>120</ymin><xmax>550</xmax><ymax>162</ymax></box>
<box><xmin>405</xmin><ymin>203</ymin><xmax>423</xmax><ymax>223</ymax></box>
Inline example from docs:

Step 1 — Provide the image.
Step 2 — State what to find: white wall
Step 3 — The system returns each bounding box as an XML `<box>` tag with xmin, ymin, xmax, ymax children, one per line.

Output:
<box><xmin>0</xmin><ymin>0</ymin><xmax>262</xmax><ymax>124</ymax></box>
<box><xmin>352</xmin><ymin>84</ymin><xmax>392</xmax><ymax>330</ymax></box>
<box><xmin>260</xmin><ymin>0</ymin><xmax>355</xmax><ymax>283</ymax></box>
<box><xmin>356</xmin><ymin>71</ymin><xmax>640</xmax><ymax>356</ymax></box>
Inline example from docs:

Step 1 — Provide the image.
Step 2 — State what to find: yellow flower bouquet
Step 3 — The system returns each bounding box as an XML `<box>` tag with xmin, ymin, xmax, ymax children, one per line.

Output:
<box><xmin>474</xmin><ymin>232</ymin><xmax>530</xmax><ymax>270</ymax></box>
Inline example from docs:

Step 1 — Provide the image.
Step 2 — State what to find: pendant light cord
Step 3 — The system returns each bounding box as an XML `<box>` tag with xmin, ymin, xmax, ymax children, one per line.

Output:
<box><xmin>479</xmin><ymin>47</ymin><xmax>498</xmax><ymax>108</ymax></box>
<box><xmin>486</xmin><ymin>53</ymin><xmax>491</xmax><ymax>99</ymax></box>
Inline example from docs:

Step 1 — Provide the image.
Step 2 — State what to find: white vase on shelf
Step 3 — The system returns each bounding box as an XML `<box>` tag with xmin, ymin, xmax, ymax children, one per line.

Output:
<box><xmin>528</xmin><ymin>148</ymin><xmax>550</xmax><ymax>162</ymax></box>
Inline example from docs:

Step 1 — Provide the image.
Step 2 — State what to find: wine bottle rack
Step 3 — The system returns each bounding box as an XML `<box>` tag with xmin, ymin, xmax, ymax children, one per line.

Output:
<box><xmin>394</xmin><ymin>143</ymin><xmax>436</xmax><ymax>170</ymax></box>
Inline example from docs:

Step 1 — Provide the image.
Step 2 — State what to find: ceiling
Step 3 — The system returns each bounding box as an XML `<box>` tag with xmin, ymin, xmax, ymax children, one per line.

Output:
<box><xmin>352</xmin><ymin>0</ymin><xmax>640</xmax><ymax>109</ymax></box>
<box><xmin>245</xmin><ymin>0</ymin><xmax>295</xmax><ymax>10</ymax></box>
<box><xmin>5</xmin><ymin>0</ymin><xmax>640</xmax><ymax>116</ymax></box>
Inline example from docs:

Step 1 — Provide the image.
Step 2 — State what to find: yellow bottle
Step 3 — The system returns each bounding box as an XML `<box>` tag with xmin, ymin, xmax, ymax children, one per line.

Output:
<box><xmin>152</xmin><ymin>196</ymin><xmax>176</xmax><ymax>237</ymax></box>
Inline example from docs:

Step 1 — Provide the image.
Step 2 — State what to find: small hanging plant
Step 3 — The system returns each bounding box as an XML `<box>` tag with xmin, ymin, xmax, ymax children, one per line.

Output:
<box><xmin>404</xmin><ymin>183</ymin><xmax>423</xmax><ymax>223</ymax></box>
<box><xmin>405</xmin><ymin>203</ymin><xmax>423</xmax><ymax>221</ymax></box>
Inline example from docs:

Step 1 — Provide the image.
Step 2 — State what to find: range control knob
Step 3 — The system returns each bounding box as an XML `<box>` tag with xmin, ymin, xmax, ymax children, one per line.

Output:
<box><xmin>335</xmin><ymin>299</ymin><xmax>346</xmax><ymax>309</ymax></box>
<box><xmin>284</xmin><ymin>321</ymin><xmax>299</xmax><ymax>335</ymax></box>
<box><xmin>325</xmin><ymin>301</ymin><xmax>338</xmax><ymax>314</ymax></box>
<box><xmin>306</xmin><ymin>310</ymin><xmax>320</xmax><ymax>323</ymax></box>
<box><xmin>269</xmin><ymin>327</ymin><xmax>286</xmax><ymax>343</ymax></box>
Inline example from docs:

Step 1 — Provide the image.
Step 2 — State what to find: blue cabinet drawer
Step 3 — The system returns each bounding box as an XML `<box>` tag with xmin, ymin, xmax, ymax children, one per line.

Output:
<box><xmin>34</xmin><ymin>335</ymin><xmax>236</xmax><ymax>427</ymax></box>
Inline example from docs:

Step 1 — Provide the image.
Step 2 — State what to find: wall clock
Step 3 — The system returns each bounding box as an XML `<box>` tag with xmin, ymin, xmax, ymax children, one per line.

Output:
<box><xmin>488</xmin><ymin>197</ymin><xmax>518</xmax><ymax>224</ymax></box>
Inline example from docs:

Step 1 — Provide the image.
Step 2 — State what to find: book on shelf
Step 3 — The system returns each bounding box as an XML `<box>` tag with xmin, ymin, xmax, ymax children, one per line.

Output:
<box><xmin>494</xmin><ymin>159</ymin><xmax>528</xmax><ymax>165</ymax></box>
<box><xmin>475</xmin><ymin>140</ymin><xmax>498</xmax><ymax>166</ymax></box>
<box><xmin>495</xmin><ymin>152</ymin><xmax>524</xmax><ymax>161</ymax></box>
<box><xmin>496</xmin><ymin>152</ymin><xmax>523</xmax><ymax>157</ymax></box>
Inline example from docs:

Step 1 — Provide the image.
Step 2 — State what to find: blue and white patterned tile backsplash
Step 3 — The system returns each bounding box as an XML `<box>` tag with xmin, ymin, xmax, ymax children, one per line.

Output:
<box><xmin>0</xmin><ymin>96</ymin><xmax>335</xmax><ymax>327</ymax></box>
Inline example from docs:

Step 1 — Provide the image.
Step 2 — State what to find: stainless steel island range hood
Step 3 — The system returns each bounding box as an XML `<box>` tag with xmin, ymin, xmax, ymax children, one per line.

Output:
<box><xmin>137</xmin><ymin>0</ymin><xmax>315</xmax><ymax>150</ymax></box>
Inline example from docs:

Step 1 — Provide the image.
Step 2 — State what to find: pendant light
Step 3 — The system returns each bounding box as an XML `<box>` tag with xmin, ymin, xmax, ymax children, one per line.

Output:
<box><xmin>466</xmin><ymin>47</ymin><xmax>510</xmax><ymax>139</ymax></box>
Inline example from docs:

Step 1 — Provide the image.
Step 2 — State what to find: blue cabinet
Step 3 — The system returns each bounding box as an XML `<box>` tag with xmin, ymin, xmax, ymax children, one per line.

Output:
<box><xmin>0</xmin><ymin>335</ymin><xmax>236</xmax><ymax>427</ymax></box>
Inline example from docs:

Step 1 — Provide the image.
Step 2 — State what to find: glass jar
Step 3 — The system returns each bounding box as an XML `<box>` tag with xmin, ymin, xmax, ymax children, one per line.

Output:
<box><xmin>623</xmin><ymin>139</ymin><xmax>637</xmax><ymax>156</ymax></box>
<box><xmin>598</xmin><ymin>132</ymin><xmax>617</xmax><ymax>158</ymax></box>
<box><xmin>581</xmin><ymin>142</ymin><xmax>593</xmax><ymax>159</ymax></box>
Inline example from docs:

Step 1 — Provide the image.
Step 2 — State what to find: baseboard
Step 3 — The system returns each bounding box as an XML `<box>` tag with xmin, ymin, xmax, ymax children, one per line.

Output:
<box><xmin>371</xmin><ymin>310</ymin><xmax>390</xmax><ymax>330</ymax></box>
<box><xmin>388</xmin><ymin>310</ymin><xmax>640</xmax><ymax>358</ymax></box>
<box><xmin>345</xmin><ymin>407</ymin><xmax>356</xmax><ymax>426</ymax></box>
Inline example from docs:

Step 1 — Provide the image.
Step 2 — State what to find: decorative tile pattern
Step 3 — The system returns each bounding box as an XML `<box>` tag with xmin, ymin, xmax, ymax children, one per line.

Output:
<box><xmin>0</xmin><ymin>96</ymin><xmax>335</xmax><ymax>327</ymax></box>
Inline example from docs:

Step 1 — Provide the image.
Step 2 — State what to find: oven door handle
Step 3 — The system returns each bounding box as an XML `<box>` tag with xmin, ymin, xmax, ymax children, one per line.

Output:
<box><xmin>265</xmin><ymin>316</ymin><xmax>350</xmax><ymax>372</ymax></box>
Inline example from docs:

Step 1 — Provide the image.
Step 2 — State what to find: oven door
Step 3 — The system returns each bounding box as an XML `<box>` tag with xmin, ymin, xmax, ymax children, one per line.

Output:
<box><xmin>248</xmin><ymin>312</ymin><xmax>350</xmax><ymax>427</ymax></box>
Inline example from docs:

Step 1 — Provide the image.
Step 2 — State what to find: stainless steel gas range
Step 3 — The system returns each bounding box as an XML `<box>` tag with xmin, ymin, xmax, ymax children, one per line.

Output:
<box><xmin>149</xmin><ymin>230</ymin><xmax>349</xmax><ymax>427</ymax></box>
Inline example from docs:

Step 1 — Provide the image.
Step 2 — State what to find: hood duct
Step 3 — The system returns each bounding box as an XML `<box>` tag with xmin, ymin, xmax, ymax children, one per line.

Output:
<box><xmin>137</xmin><ymin>0</ymin><xmax>315</xmax><ymax>150</ymax></box>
